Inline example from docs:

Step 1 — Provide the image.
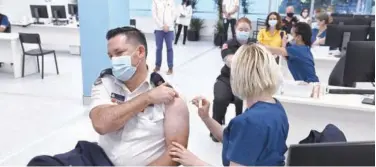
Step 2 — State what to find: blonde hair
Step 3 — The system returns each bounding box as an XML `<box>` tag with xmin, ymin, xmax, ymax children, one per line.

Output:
<box><xmin>230</xmin><ymin>44</ymin><xmax>281</xmax><ymax>100</ymax></box>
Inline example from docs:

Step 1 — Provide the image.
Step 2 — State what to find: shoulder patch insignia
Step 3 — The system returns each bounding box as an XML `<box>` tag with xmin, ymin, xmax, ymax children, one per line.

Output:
<box><xmin>222</xmin><ymin>43</ymin><xmax>228</xmax><ymax>50</ymax></box>
<box><xmin>94</xmin><ymin>78</ymin><xmax>102</xmax><ymax>86</ymax></box>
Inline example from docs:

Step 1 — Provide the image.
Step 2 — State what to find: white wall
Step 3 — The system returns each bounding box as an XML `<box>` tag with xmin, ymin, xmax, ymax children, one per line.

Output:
<box><xmin>0</xmin><ymin>0</ymin><xmax>75</xmax><ymax>23</ymax></box>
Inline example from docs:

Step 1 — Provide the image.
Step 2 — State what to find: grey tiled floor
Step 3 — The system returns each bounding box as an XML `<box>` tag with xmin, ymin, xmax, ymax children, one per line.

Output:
<box><xmin>0</xmin><ymin>40</ymin><xmax>374</xmax><ymax>165</ymax></box>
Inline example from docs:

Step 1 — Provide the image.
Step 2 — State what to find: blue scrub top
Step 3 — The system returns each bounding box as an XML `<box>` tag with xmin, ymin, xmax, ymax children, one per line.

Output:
<box><xmin>311</xmin><ymin>28</ymin><xmax>327</xmax><ymax>44</ymax></box>
<box><xmin>222</xmin><ymin>99</ymin><xmax>289</xmax><ymax>166</ymax></box>
<box><xmin>0</xmin><ymin>15</ymin><xmax>9</xmax><ymax>27</ymax></box>
<box><xmin>286</xmin><ymin>45</ymin><xmax>319</xmax><ymax>82</ymax></box>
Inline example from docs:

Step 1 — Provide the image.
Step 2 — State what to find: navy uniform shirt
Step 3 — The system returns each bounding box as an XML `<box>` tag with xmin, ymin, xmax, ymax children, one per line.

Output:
<box><xmin>222</xmin><ymin>99</ymin><xmax>289</xmax><ymax>166</ymax></box>
<box><xmin>311</xmin><ymin>28</ymin><xmax>327</xmax><ymax>44</ymax></box>
<box><xmin>282</xmin><ymin>16</ymin><xmax>298</xmax><ymax>34</ymax></box>
<box><xmin>286</xmin><ymin>45</ymin><xmax>319</xmax><ymax>82</ymax></box>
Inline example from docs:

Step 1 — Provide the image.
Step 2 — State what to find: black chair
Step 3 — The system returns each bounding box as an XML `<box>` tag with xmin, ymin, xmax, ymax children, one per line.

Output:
<box><xmin>130</xmin><ymin>19</ymin><xmax>136</xmax><ymax>27</ymax></box>
<box><xmin>19</xmin><ymin>33</ymin><xmax>59</xmax><ymax>79</ymax></box>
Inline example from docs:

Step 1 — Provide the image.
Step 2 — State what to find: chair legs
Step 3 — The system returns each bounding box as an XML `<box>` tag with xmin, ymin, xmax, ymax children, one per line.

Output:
<box><xmin>53</xmin><ymin>51</ymin><xmax>59</xmax><ymax>75</ymax></box>
<box><xmin>23</xmin><ymin>52</ymin><xmax>58</xmax><ymax>79</ymax></box>
<box><xmin>21</xmin><ymin>53</ymin><xmax>26</xmax><ymax>77</ymax></box>
<box><xmin>41</xmin><ymin>55</ymin><xmax>44</xmax><ymax>79</ymax></box>
<box><xmin>36</xmin><ymin>56</ymin><xmax>40</xmax><ymax>72</ymax></box>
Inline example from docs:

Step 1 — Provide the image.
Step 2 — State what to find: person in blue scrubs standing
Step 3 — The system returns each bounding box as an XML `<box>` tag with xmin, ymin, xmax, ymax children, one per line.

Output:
<box><xmin>311</xmin><ymin>13</ymin><xmax>329</xmax><ymax>46</ymax></box>
<box><xmin>0</xmin><ymin>13</ymin><xmax>11</xmax><ymax>33</ymax></box>
<box><xmin>265</xmin><ymin>22</ymin><xmax>319</xmax><ymax>83</ymax></box>
<box><xmin>169</xmin><ymin>44</ymin><xmax>289</xmax><ymax>166</ymax></box>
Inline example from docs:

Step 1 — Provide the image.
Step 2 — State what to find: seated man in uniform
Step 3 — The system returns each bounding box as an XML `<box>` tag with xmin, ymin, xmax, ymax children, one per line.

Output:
<box><xmin>89</xmin><ymin>26</ymin><xmax>189</xmax><ymax>166</ymax></box>
<box><xmin>0</xmin><ymin>13</ymin><xmax>11</xmax><ymax>33</ymax></box>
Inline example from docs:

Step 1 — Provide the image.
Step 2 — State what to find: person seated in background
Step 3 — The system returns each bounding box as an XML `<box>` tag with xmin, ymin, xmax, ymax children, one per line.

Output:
<box><xmin>174</xmin><ymin>0</ymin><xmax>192</xmax><ymax>45</ymax></box>
<box><xmin>210</xmin><ymin>17</ymin><xmax>252</xmax><ymax>142</ymax></box>
<box><xmin>90</xmin><ymin>27</ymin><xmax>189</xmax><ymax>166</ymax></box>
<box><xmin>282</xmin><ymin>6</ymin><xmax>298</xmax><ymax>34</ymax></box>
<box><xmin>0</xmin><ymin>13</ymin><xmax>11</xmax><ymax>33</ymax></box>
<box><xmin>298</xmin><ymin>8</ymin><xmax>312</xmax><ymax>24</ymax></box>
<box><xmin>311</xmin><ymin>13</ymin><xmax>329</xmax><ymax>46</ymax></box>
<box><xmin>264</xmin><ymin>22</ymin><xmax>319</xmax><ymax>83</ymax></box>
<box><xmin>258</xmin><ymin>12</ymin><xmax>286</xmax><ymax>48</ymax></box>
<box><xmin>169</xmin><ymin>44</ymin><xmax>289</xmax><ymax>166</ymax></box>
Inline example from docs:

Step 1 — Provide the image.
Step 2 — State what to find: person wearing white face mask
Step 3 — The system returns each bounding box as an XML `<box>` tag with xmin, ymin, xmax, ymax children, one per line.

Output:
<box><xmin>257</xmin><ymin>12</ymin><xmax>286</xmax><ymax>48</ymax></box>
<box><xmin>209</xmin><ymin>17</ymin><xmax>252</xmax><ymax>142</ymax></box>
<box><xmin>89</xmin><ymin>26</ymin><xmax>189</xmax><ymax>166</ymax></box>
<box><xmin>298</xmin><ymin>8</ymin><xmax>311</xmax><ymax>24</ymax></box>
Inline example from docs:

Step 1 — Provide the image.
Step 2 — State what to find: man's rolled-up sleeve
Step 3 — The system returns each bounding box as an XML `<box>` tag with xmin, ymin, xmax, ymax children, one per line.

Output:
<box><xmin>89</xmin><ymin>80</ymin><xmax>113</xmax><ymax>112</ymax></box>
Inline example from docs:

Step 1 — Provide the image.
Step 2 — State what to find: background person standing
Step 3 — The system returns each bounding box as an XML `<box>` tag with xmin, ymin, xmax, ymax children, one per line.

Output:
<box><xmin>282</xmin><ymin>6</ymin><xmax>298</xmax><ymax>34</ymax></box>
<box><xmin>175</xmin><ymin>0</ymin><xmax>192</xmax><ymax>45</ymax></box>
<box><xmin>152</xmin><ymin>0</ymin><xmax>176</xmax><ymax>75</ymax></box>
<box><xmin>222</xmin><ymin>0</ymin><xmax>239</xmax><ymax>41</ymax></box>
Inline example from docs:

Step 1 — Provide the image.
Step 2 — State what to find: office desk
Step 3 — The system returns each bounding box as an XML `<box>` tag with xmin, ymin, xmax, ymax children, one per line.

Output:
<box><xmin>0</xmin><ymin>33</ymin><xmax>38</xmax><ymax>78</ymax></box>
<box><xmin>280</xmin><ymin>51</ymin><xmax>339</xmax><ymax>84</ymax></box>
<box><xmin>12</xmin><ymin>23</ymin><xmax>80</xmax><ymax>54</ymax></box>
<box><xmin>274</xmin><ymin>93</ymin><xmax>374</xmax><ymax>142</ymax></box>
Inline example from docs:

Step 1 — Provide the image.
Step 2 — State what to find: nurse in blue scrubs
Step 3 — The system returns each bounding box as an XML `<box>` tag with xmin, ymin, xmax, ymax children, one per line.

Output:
<box><xmin>265</xmin><ymin>22</ymin><xmax>319</xmax><ymax>83</ymax></box>
<box><xmin>169</xmin><ymin>44</ymin><xmax>289</xmax><ymax>166</ymax></box>
<box><xmin>311</xmin><ymin>13</ymin><xmax>329</xmax><ymax>46</ymax></box>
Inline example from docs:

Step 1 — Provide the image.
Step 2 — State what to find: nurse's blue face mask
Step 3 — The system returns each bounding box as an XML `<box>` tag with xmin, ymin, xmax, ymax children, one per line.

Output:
<box><xmin>236</xmin><ymin>31</ymin><xmax>250</xmax><ymax>44</ymax></box>
<box><xmin>111</xmin><ymin>48</ymin><xmax>140</xmax><ymax>82</ymax></box>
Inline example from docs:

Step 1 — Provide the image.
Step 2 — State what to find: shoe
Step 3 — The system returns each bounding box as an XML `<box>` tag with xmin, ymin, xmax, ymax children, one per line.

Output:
<box><xmin>166</xmin><ymin>68</ymin><xmax>173</xmax><ymax>75</ymax></box>
<box><xmin>210</xmin><ymin>133</ymin><xmax>219</xmax><ymax>142</ymax></box>
<box><xmin>153</xmin><ymin>66</ymin><xmax>160</xmax><ymax>72</ymax></box>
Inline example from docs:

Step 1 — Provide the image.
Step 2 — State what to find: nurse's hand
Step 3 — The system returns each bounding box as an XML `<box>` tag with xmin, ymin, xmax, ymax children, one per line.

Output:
<box><xmin>170</xmin><ymin>142</ymin><xmax>208</xmax><ymax>166</ymax></box>
<box><xmin>191</xmin><ymin>96</ymin><xmax>210</xmax><ymax>120</ymax></box>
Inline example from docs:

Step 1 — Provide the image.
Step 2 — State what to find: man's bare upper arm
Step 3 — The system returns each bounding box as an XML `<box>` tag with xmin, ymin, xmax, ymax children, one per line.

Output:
<box><xmin>164</xmin><ymin>97</ymin><xmax>189</xmax><ymax>147</ymax></box>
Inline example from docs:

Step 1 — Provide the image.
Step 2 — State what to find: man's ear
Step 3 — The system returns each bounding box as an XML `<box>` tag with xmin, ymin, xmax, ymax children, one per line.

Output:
<box><xmin>137</xmin><ymin>45</ymin><xmax>146</xmax><ymax>59</ymax></box>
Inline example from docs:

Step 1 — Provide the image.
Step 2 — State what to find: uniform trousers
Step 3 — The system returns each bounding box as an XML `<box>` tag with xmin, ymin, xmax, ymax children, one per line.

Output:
<box><xmin>212</xmin><ymin>78</ymin><xmax>243</xmax><ymax>125</ymax></box>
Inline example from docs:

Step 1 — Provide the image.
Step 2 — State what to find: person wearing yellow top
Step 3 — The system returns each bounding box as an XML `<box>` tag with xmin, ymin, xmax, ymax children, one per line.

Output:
<box><xmin>257</xmin><ymin>12</ymin><xmax>286</xmax><ymax>47</ymax></box>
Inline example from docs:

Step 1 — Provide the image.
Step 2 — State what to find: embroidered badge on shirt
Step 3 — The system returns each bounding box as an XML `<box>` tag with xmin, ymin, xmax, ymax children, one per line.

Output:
<box><xmin>111</xmin><ymin>93</ymin><xmax>125</xmax><ymax>104</ymax></box>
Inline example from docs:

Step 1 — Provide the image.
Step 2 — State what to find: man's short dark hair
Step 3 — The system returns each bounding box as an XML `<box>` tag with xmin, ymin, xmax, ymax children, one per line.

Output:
<box><xmin>106</xmin><ymin>26</ymin><xmax>148</xmax><ymax>57</ymax></box>
<box><xmin>294</xmin><ymin>22</ymin><xmax>312</xmax><ymax>47</ymax></box>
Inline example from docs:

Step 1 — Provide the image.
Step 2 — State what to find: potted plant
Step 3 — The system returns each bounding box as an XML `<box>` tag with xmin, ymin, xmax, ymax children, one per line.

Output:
<box><xmin>187</xmin><ymin>17</ymin><xmax>205</xmax><ymax>41</ymax></box>
<box><xmin>213</xmin><ymin>0</ymin><xmax>224</xmax><ymax>46</ymax></box>
<box><xmin>214</xmin><ymin>19</ymin><xmax>225</xmax><ymax>46</ymax></box>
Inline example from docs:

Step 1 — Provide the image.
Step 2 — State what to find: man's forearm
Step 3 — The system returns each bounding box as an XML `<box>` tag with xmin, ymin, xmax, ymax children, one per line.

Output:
<box><xmin>90</xmin><ymin>92</ymin><xmax>151</xmax><ymax>135</ymax></box>
<box><xmin>203</xmin><ymin>117</ymin><xmax>224</xmax><ymax>142</ymax></box>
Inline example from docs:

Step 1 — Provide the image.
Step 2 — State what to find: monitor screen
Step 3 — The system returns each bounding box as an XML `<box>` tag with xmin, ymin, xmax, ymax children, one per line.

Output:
<box><xmin>287</xmin><ymin>141</ymin><xmax>375</xmax><ymax>166</ymax></box>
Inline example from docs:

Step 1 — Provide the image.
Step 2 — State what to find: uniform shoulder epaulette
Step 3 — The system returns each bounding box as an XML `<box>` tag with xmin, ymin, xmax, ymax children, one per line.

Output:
<box><xmin>94</xmin><ymin>68</ymin><xmax>113</xmax><ymax>86</ymax></box>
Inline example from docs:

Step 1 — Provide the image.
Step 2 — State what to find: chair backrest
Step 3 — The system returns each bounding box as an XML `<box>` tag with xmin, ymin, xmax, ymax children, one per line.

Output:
<box><xmin>19</xmin><ymin>33</ymin><xmax>41</xmax><ymax>44</ymax></box>
<box><xmin>19</xmin><ymin>33</ymin><xmax>43</xmax><ymax>53</ymax></box>
<box><xmin>256</xmin><ymin>18</ymin><xmax>266</xmax><ymax>30</ymax></box>
<box><xmin>130</xmin><ymin>19</ymin><xmax>136</xmax><ymax>27</ymax></box>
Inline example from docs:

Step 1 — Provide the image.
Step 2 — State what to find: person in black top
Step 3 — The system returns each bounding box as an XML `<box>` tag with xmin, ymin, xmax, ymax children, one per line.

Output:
<box><xmin>0</xmin><ymin>13</ymin><xmax>11</xmax><ymax>33</ymax></box>
<box><xmin>210</xmin><ymin>17</ymin><xmax>252</xmax><ymax>142</ymax></box>
<box><xmin>282</xmin><ymin>6</ymin><xmax>298</xmax><ymax>34</ymax></box>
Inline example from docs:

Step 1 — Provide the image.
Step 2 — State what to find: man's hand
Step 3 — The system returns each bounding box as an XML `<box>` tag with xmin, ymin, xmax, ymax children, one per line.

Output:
<box><xmin>191</xmin><ymin>96</ymin><xmax>210</xmax><ymax>121</ymax></box>
<box><xmin>147</xmin><ymin>83</ymin><xmax>178</xmax><ymax>104</ymax></box>
<box><xmin>163</xmin><ymin>25</ymin><xmax>169</xmax><ymax>32</ymax></box>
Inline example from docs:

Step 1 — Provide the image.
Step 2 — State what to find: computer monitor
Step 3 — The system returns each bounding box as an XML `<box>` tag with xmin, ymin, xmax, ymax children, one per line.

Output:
<box><xmin>287</xmin><ymin>141</ymin><xmax>375</xmax><ymax>166</ymax></box>
<box><xmin>30</xmin><ymin>5</ymin><xmax>48</xmax><ymax>24</ymax></box>
<box><xmin>51</xmin><ymin>5</ymin><xmax>67</xmax><ymax>19</ymax></box>
<box><xmin>331</xmin><ymin>13</ymin><xmax>354</xmax><ymax>17</ymax></box>
<box><xmin>325</xmin><ymin>24</ymin><xmax>369</xmax><ymax>51</ymax></box>
<box><xmin>343</xmin><ymin>41</ymin><xmax>375</xmax><ymax>87</ymax></box>
<box><xmin>331</xmin><ymin>16</ymin><xmax>370</xmax><ymax>25</ymax></box>
<box><xmin>68</xmin><ymin>4</ymin><xmax>78</xmax><ymax>16</ymax></box>
<box><xmin>368</xmin><ymin>26</ymin><xmax>375</xmax><ymax>41</ymax></box>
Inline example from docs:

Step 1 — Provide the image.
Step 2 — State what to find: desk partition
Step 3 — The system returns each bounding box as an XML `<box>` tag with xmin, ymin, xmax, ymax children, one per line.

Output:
<box><xmin>79</xmin><ymin>0</ymin><xmax>130</xmax><ymax>104</ymax></box>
